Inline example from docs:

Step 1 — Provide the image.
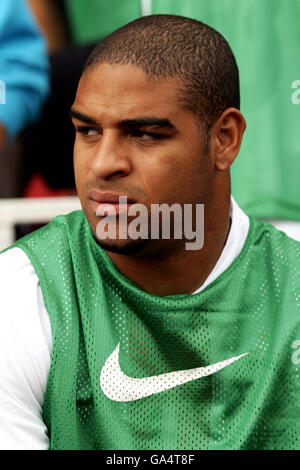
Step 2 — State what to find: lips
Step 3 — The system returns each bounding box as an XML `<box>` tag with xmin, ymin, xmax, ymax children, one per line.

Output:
<box><xmin>88</xmin><ymin>190</ymin><xmax>136</xmax><ymax>216</ymax></box>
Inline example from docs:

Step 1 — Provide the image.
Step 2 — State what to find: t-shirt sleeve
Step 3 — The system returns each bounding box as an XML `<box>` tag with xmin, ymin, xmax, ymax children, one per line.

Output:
<box><xmin>0</xmin><ymin>247</ymin><xmax>51</xmax><ymax>450</ymax></box>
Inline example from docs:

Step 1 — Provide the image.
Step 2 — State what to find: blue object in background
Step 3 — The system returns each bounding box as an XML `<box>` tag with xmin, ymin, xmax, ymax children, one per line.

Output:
<box><xmin>0</xmin><ymin>0</ymin><xmax>49</xmax><ymax>137</ymax></box>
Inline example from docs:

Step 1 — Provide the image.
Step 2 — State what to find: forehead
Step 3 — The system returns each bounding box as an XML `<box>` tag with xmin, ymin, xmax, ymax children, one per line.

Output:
<box><xmin>73</xmin><ymin>63</ymin><xmax>186</xmax><ymax>121</ymax></box>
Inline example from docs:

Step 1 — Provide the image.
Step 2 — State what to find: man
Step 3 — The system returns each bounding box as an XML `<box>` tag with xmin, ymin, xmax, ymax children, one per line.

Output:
<box><xmin>0</xmin><ymin>15</ymin><xmax>299</xmax><ymax>450</ymax></box>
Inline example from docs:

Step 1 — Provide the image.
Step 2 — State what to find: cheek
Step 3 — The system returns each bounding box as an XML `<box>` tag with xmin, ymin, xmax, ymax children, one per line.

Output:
<box><xmin>73</xmin><ymin>152</ymin><xmax>87</xmax><ymax>197</ymax></box>
<box><xmin>138</xmin><ymin>160</ymin><xmax>174</xmax><ymax>200</ymax></box>
<box><xmin>148</xmin><ymin>150</ymin><xmax>209</xmax><ymax>205</ymax></box>
<box><xmin>73</xmin><ymin>153</ymin><xmax>80</xmax><ymax>182</ymax></box>
<box><xmin>139</xmin><ymin>159</ymin><xmax>189</xmax><ymax>205</ymax></box>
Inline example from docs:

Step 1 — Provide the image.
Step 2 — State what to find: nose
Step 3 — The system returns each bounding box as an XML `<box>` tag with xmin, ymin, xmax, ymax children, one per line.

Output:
<box><xmin>89</xmin><ymin>130</ymin><xmax>132</xmax><ymax>181</ymax></box>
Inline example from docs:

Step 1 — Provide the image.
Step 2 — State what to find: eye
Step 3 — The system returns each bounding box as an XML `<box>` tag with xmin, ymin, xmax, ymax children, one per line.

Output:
<box><xmin>76</xmin><ymin>126</ymin><xmax>99</xmax><ymax>137</ymax></box>
<box><xmin>131</xmin><ymin>130</ymin><xmax>163</xmax><ymax>140</ymax></box>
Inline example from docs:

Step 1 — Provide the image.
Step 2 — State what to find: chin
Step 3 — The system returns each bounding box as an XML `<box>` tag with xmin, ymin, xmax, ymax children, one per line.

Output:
<box><xmin>93</xmin><ymin>236</ymin><xmax>149</xmax><ymax>255</ymax></box>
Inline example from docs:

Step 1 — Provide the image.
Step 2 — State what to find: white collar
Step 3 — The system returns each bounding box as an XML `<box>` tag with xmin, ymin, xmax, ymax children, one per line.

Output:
<box><xmin>192</xmin><ymin>197</ymin><xmax>250</xmax><ymax>294</ymax></box>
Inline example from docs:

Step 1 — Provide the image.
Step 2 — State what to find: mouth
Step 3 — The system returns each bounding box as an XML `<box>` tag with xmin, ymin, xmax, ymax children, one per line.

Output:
<box><xmin>88</xmin><ymin>190</ymin><xmax>136</xmax><ymax>216</ymax></box>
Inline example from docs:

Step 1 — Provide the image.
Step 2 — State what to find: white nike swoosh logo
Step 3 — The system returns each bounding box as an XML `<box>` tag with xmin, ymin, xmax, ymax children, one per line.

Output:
<box><xmin>100</xmin><ymin>343</ymin><xmax>248</xmax><ymax>402</ymax></box>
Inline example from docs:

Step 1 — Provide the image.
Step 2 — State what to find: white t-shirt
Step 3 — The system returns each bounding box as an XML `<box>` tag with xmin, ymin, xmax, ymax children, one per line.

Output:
<box><xmin>0</xmin><ymin>199</ymin><xmax>249</xmax><ymax>449</ymax></box>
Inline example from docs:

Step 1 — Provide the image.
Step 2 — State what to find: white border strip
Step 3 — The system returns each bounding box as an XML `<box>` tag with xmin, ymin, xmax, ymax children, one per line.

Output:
<box><xmin>141</xmin><ymin>0</ymin><xmax>152</xmax><ymax>16</ymax></box>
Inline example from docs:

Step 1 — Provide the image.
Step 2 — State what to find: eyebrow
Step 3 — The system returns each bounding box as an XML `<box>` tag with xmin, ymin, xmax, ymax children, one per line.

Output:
<box><xmin>69</xmin><ymin>108</ymin><xmax>98</xmax><ymax>125</ymax></box>
<box><xmin>70</xmin><ymin>108</ymin><xmax>176</xmax><ymax>131</ymax></box>
<box><xmin>119</xmin><ymin>118</ymin><xmax>176</xmax><ymax>130</ymax></box>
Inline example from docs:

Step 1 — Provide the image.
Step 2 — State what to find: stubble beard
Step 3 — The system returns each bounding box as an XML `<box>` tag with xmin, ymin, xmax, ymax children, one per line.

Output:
<box><xmin>93</xmin><ymin>234</ymin><xmax>149</xmax><ymax>255</ymax></box>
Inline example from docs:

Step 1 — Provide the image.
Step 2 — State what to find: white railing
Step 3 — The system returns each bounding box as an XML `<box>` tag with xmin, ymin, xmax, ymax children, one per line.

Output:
<box><xmin>0</xmin><ymin>196</ymin><xmax>81</xmax><ymax>251</ymax></box>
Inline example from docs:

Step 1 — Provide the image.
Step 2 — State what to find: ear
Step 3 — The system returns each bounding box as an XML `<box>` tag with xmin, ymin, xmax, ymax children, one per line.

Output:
<box><xmin>210</xmin><ymin>108</ymin><xmax>246</xmax><ymax>171</ymax></box>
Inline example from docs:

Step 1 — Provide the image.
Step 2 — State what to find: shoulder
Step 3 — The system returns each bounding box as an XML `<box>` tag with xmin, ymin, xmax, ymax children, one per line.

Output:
<box><xmin>13</xmin><ymin>210</ymin><xmax>87</xmax><ymax>247</ymax></box>
<box><xmin>0</xmin><ymin>244</ymin><xmax>39</xmax><ymax>277</ymax></box>
<box><xmin>0</xmin><ymin>245</ymin><xmax>52</xmax><ymax>349</ymax></box>
<box><xmin>0</xmin><ymin>247</ymin><xmax>51</xmax><ymax>449</ymax></box>
<box><xmin>246</xmin><ymin>218</ymin><xmax>300</xmax><ymax>315</ymax></box>
<box><xmin>249</xmin><ymin>216</ymin><xmax>300</xmax><ymax>258</ymax></box>
<box><xmin>0</xmin><ymin>245</ymin><xmax>52</xmax><ymax>369</ymax></box>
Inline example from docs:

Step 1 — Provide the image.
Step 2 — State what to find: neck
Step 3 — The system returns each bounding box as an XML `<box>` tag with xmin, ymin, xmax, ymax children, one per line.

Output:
<box><xmin>105</xmin><ymin>197</ymin><xmax>232</xmax><ymax>297</ymax></box>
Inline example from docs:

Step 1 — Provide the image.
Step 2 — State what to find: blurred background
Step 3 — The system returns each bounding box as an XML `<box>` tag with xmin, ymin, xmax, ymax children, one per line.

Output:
<box><xmin>0</xmin><ymin>0</ymin><xmax>300</xmax><ymax>249</ymax></box>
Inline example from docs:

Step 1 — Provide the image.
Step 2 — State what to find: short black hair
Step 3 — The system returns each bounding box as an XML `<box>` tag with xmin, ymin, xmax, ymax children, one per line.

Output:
<box><xmin>84</xmin><ymin>14</ymin><xmax>240</xmax><ymax>133</ymax></box>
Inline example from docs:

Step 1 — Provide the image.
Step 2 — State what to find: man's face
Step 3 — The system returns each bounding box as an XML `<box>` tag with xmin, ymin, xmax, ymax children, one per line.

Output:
<box><xmin>71</xmin><ymin>63</ymin><xmax>214</xmax><ymax>255</ymax></box>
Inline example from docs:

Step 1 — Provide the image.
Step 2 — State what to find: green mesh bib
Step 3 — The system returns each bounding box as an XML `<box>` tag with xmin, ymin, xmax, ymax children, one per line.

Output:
<box><xmin>8</xmin><ymin>210</ymin><xmax>300</xmax><ymax>449</ymax></box>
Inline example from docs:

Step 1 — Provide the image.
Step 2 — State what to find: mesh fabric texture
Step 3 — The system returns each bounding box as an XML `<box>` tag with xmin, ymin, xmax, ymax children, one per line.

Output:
<box><xmin>7</xmin><ymin>210</ymin><xmax>300</xmax><ymax>450</ymax></box>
